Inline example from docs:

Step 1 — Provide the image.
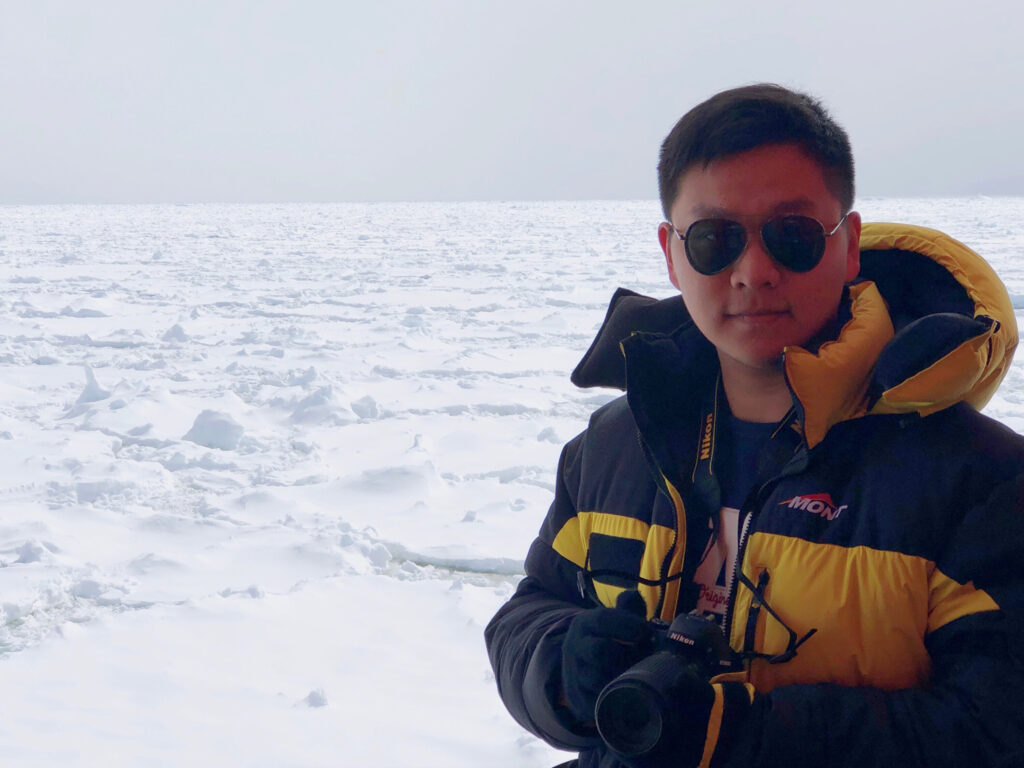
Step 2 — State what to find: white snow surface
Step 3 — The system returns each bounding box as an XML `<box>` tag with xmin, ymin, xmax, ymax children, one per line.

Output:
<box><xmin>0</xmin><ymin>199</ymin><xmax>1022</xmax><ymax>766</ymax></box>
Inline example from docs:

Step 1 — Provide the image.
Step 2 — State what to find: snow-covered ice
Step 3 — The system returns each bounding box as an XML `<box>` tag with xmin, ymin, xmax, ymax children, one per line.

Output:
<box><xmin>0</xmin><ymin>199</ymin><xmax>1022</xmax><ymax>766</ymax></box>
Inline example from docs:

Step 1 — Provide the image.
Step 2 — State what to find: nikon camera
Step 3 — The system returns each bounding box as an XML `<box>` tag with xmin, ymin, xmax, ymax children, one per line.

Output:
<box><xmin>594</xmin><ymin>612</ymin><xmax>734</xmax><ymax>759</ymax></box>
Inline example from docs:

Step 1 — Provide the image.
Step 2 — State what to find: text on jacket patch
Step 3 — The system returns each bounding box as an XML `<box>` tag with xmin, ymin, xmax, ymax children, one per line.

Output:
<box><xmin>781</xmin><ymin>493</ymin><xmax>847</xmax><ymax>521</ymax></box>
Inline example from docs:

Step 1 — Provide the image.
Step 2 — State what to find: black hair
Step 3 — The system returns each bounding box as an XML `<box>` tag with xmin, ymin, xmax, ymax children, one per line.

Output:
<box><xmin>657</xmin><ymin>84</ymin><xmax>854</xmax><ymax>218</ymax></box>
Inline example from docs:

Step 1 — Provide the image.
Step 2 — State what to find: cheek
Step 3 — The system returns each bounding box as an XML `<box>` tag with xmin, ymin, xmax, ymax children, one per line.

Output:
<box><xmin>795</xmin><ymin>272</ymin><xmax>846</xmax><ymax>323</ymax></box>
<box><xmin>678</xmin><ymin>280</ymin><xmax>721</xmax><ymax>329</ymax></box>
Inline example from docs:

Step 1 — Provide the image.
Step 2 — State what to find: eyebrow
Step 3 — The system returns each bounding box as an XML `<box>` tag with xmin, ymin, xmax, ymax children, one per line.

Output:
<box><xmin>689</xmin><ymin>198</ymin><xmax>819</xmax><ymax>218</ymax></box>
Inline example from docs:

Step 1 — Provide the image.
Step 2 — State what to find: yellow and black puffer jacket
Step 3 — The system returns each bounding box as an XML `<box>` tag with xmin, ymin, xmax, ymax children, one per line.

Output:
<box><xmin>485</xmin><ymin>223</ymin><xmax>1024</xmax><ymax>768</ymax></box>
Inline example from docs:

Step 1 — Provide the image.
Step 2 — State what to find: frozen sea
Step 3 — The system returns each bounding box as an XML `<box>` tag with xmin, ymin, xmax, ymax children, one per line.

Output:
<box><xmin>0</xmin><ymin>198</ymin><xmax>1022</xmax><ymax>766</ymax></box>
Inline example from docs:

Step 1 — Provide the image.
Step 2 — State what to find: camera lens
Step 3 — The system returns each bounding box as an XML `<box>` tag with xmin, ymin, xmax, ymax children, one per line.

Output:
<box><xmin>594</xmin><ymin>679</ymin><xmax>664</xmax><ymax>756</ymax></box>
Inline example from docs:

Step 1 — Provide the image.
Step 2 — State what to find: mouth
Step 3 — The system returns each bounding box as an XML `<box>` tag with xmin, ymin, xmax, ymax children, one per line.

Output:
<box><xmin>726</xmin><ymin>308</ymin><xmax>789</xmax><ymax>321</ymax></box>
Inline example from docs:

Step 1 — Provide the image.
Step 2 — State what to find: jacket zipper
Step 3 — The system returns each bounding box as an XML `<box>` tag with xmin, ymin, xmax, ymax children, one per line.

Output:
<box><xmin>721</xmin><ymin>383</ymin><xmax>807</xmax><ymax>659</ymax></box>
<box><xmin>722</xmin><ymin>505</ymin><xmax>754</xmax><ymax>649</ymax></box>
<box><xmin>722</xmin><ymin>476</ymin><xmax>781</xmax><ymax>658</ymax></box>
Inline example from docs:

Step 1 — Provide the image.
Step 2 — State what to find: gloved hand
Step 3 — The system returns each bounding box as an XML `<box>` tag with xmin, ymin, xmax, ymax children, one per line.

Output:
<box><xmin>561</xmin><ymin>590</ymin><xmax>652</xmax><ymax>725</ymax></box>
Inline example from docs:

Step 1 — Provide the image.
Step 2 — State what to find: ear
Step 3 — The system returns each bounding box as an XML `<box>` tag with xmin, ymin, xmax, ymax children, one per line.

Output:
<box><xmin>843</xmin><ymin>211</ymin><xmax>862</xmax><ymax>282</ymax></box>
<box><xmin>659</xmin><ymin>222</ymin><xmax>681</xmax><ymax>291</ymax></box>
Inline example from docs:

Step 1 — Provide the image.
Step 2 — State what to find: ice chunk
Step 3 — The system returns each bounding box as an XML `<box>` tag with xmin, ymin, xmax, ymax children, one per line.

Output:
<box><xmin>183</xmin><ymin>410</ymin><xmax>244</xmax><ymax>451</ymax></box>
<box><xmin>162</xmin><ymin>324</ymin><xmax>190</xmax><ymax>342</ymax></box>
<box><xmin>350</xmin><ymin>395</ymin><xmax>379</xmax><ymax>419</ymax></box>
<box><xmin>300</xmin><ymin>689</ymin><xmax>327</xmax><ymax>708</ymax></box>
<box><xmin>77</xmin><ymin>365</ymin><xmax>110</xmax><ymax>404</ymax></box>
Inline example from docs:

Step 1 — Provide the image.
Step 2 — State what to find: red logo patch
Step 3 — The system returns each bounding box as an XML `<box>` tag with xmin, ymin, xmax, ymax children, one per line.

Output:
<box><xmin>779</xmin><ymin>493</ymin><xmax>847</xmax><ymax>521</ymax></box>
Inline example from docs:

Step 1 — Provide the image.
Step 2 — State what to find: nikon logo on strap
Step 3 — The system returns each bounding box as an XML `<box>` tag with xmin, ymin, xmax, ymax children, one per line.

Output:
<box><xmin>699</xmin><ymin>412</ymin><xmax>713</xmax><ymax>460</ymax></box>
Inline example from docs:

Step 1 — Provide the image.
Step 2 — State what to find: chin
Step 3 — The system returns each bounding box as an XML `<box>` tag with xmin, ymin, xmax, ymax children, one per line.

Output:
<box><xmin>721</xmin><ymin>348</ymin><xmax>785</xmax><ymax>373</ymax></box>
<box><xmin>756</xmin><ymin>355</ymin><xmax>785</xmax><ymax>372</ymax></box>
<box><xmin>743</xmin><ymin>344</ymin><xmax>786</xmax><ymax>366</ymax></box>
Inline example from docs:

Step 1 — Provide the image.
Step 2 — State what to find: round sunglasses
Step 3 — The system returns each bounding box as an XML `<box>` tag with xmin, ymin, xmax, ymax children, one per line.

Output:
<box><xmin>668</xmin><ymin>213</ymin><xmax>848</xmax><ymax>275</ymax></box>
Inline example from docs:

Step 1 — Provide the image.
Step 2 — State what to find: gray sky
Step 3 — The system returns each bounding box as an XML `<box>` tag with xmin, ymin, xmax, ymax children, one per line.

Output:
<box><xmin>2</xmin><ymin>0</ymin><xmax>1022</xmax><ymax>203</ymax></box>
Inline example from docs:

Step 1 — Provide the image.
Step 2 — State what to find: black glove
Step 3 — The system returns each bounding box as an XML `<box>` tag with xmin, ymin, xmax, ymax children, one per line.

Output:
<box><xmin>561</xmin><ymin>590</ymin><xmax>652</xmax><ymax>725</ymax></box>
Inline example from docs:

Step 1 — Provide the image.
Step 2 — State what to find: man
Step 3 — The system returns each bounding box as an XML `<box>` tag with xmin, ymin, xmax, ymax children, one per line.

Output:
<box><xmin>485</xmin><ymin>84</ymin><xmax>1024</xmax><ymax>768</ymax></box>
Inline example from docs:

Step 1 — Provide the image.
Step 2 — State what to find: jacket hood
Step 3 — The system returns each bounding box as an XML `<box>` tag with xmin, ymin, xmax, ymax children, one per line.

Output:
<box><xmin>571</xmin><ymin>222</ymin><xmax>1017</xmax><ymax>446</ymax></box>
<box><xmin>856</xmin><ymin>222</ymin><xmax>1016</xmax><ymax>414</ymax></box>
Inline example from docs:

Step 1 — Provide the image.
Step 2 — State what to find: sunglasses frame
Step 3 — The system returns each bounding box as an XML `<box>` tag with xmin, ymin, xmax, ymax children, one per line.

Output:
<box><xmin>668</xmin><ymin>213</ymin><xmax>848</xmax><ymax>276</ymax></box>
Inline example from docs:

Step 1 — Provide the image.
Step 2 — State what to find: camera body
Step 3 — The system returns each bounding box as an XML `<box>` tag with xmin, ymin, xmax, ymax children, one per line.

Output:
<box><xmin>594</xmin><ymin>612</ymin><xmax>733</xmax><ymax>759</ymax></box>
<box><xmin>648</xmin><ymin>612</ymin><xmax>734</xmax><ymax>677</ymax></box>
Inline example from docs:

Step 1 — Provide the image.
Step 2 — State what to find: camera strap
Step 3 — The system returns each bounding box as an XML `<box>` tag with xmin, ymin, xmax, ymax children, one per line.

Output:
<box><xmin>690</xmin><ymin>373</ymin><xmax>803</xmax><ymax>500</ymax></box>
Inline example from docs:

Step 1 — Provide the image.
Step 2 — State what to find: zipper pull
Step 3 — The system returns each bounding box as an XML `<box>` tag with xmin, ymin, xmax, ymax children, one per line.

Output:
<box><xmin>577</xmin><ymin>569</ymin><xmax>602</xmax><ymax>606</ymax></box>
<box><xmin>743</xmin><ymin>569</ymin><xmax>771</xmax><ymax>651</ymax></box>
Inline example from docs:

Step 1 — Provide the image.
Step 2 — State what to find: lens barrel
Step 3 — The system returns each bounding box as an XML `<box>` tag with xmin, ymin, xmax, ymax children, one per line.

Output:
<box><xmin>594</xmin><ymin>652</ymin><xmax>698</xmax><ymax>757</ymax></box>
<box><xmin>595</xmin><ymin>612</ymin><xmax>731</xmax><ymax>759</ymax></box>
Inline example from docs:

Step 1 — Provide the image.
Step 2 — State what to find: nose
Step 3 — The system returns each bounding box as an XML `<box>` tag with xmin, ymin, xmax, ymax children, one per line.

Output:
<box><xmin>729</xmin><ymin>235</ymin><xmax>782</xmax><ymax>289</ymax></box>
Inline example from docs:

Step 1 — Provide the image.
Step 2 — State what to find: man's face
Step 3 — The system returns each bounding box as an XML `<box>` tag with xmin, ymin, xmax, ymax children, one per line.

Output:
<box><xmin>658</xmin><ymin>143</ymin><xmax>861</xmax><ymax>377</ymax></box>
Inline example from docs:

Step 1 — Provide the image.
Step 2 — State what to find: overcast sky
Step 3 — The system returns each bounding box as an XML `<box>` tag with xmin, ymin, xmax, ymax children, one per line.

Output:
<box><xmin>2</xmin><ymin>0</ymin><xmax>1022</xmax><ymax>204</ymax></box>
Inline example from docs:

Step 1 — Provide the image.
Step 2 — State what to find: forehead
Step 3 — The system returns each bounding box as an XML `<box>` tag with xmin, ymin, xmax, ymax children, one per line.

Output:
<box><xmin>672</xmin><ymin>143</ymin><xmax>840</xmax><ymax>219</ymax></box>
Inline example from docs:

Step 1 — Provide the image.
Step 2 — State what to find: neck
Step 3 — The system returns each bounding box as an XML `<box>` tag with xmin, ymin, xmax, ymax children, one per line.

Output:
<box><xmin>719</xmin><ymin>355</ymin><xmax>792</xmax><ymax>423</ymax></box>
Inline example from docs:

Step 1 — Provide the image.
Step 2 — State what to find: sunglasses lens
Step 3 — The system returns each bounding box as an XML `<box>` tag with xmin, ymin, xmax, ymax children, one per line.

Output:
<box><xmin>761</xmin><ymin>216</ymin><xmax>826</xmax><ymax>272</ymax></box>
<box><xmin>684</xmin><ymin>219</ymin><xmax>747</xmax><ymax>274</ymax></box>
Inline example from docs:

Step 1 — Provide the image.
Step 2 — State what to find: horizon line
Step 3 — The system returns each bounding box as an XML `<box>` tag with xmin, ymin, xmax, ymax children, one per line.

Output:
<box><xmin>2</xmin><ymin>193</ymin><xmax>1022</xmax><ymax>207</ymax></box>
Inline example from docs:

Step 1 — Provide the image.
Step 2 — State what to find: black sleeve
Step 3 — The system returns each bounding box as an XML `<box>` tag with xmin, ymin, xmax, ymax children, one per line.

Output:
<box><xmin>724</xmin><ymin>475</ymin><xmax>1024</xmax><ymax>768</ymax></box>
<box><xmin>484</xmin><ymin>433</ymin><xmax>604</xmax><ymax>751</ymax></box>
